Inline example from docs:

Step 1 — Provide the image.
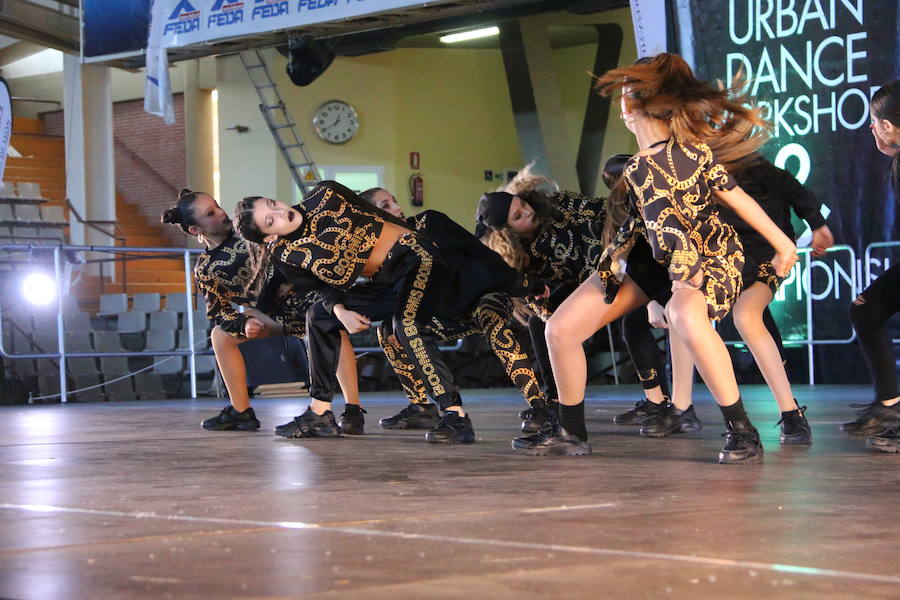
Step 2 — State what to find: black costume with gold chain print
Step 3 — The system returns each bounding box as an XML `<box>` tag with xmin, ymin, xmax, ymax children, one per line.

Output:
<box><xmin>597</xmin><ymin>139</ymin><xmax>744</xmax><ymax>321</ymax></box>
<box><xmin>194</xmin><ymin>234</ymin><xmax>312</xmax><ymax>338</ymax></box>
<box><xmin>374</xmin><ymin>212</ymin><xmax>546</xmax><ymax>407</ymax></box>
<box><xmin>379</xmin><ymin>292</ymin><xmax>546</xmax><ymax>407</ymax></box>
<box><xmin>522</xmin><ymin>191</ymin><xmax>605</xmax><ymax>317</ymax></box>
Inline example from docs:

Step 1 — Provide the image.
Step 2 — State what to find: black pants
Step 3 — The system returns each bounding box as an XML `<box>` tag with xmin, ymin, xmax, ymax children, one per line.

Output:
<box><xmin>849</xmin><ymin>263</ymin><xmax>900</xmax><ymax>402</ymax></box>
<box><xmin>305</xmin><ymin>237</ymin><xmax>463</xmax><ymax>410</ymax></box>
<box><xmin>381</xmin><ymin>293</ymin><xmax>545</xmax><ymax>407</ymax></box>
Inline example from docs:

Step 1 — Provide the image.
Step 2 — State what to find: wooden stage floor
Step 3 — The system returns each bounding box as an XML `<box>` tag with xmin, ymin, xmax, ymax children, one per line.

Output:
<box><xmin>1</xmin><ymin>384</ymin><xmax>898</xmax><ymax>599</ymax></box>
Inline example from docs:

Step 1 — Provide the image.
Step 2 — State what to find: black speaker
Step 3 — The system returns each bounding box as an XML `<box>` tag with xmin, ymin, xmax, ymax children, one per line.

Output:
<box><xmin>285</xmin><ymin>34</ymin><xmax>335</xmax><ymax>87</ymax></box>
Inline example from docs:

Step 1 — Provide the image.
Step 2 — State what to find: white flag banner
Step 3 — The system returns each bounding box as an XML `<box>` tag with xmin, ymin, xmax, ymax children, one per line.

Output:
<box><xmin>629</xmin><ymin>0</ymin><xmax>667</xmax><ymax>58</ymax></box>
<box><xmin>144</xmin><ymin>0</ymin><xmax>175</xmax><ymax>125</ymax></box>
<box><xmin>0</xmin><ymin>77</ymin><xmax>12</xmax><ymax>183</ymax></box>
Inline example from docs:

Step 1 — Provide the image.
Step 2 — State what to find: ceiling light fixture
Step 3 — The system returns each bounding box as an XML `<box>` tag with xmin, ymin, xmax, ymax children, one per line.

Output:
<box><xmin>439</xmin><ymin>26</ymin><xmax>500</xmax><ymax>44</ymax></box>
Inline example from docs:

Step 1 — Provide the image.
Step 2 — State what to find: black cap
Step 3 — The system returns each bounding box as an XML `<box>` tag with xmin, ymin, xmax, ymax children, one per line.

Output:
<box><xmin>476</xmin><ymin>191</ymin><xmax>514</xmax><ymax>230</ymax></box>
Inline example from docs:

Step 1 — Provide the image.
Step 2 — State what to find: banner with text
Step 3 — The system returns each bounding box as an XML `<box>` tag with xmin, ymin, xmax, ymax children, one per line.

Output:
<box><xmin>84</xmin><ymin>0</ymin><xmax>453</xmax><ymax>60</ymax></box>
<box><xmin>156</xmin><ymin>0</ymin><xmax>451</xmax><ymax>48</ymax></box>
<box><xmin>684</xmin><ymin>0</ymin><xmax>899</xmax><ymax>346</ymax></box>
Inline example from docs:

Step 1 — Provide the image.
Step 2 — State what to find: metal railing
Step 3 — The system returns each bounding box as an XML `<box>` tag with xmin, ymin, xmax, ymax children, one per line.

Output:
<box><xmin>0</xmin><ymin>243</ymin><xmax>204</xmax><ymax>402</ymax></box>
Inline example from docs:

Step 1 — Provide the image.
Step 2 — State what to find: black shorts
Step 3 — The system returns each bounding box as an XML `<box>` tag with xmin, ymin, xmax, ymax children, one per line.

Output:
<box><xmin>626</xmin><ymin>236</ymin><xmax>672</xmax><ymax>305</ymax></box>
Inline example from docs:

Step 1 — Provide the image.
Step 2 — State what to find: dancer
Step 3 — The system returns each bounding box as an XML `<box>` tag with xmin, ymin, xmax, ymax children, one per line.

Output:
<box><xmin>517</xmin><ymin>53</ymin><xmax>798</xmax><ymax>462</ymax></box>
<box><xmin>161</xmin><ymin>189</ymin><xmax>362</xmax><ymax>433</ymax></box>
<box><xmin>477</xmin><ymin>160</ymin><xmax>670</xmax><ymax>431</ymax></box>
<box><xmin>235</xmin><ymin>181</ymin><xmax>546</xmax><ymax>444</ymax></box>
<box><xmin>641</xmin><ymin>157</ymin><xmax>833</xmax><ymax>444</ymax></box>
<box><xmin>844</xmin><ymin>79</ymin><xmax>900</xmax><ymax>452</ymax></box>
<box><xmin>357</xmin><ymin>187</ymin><xmax>553</xmax><ymax>432</ymax></box>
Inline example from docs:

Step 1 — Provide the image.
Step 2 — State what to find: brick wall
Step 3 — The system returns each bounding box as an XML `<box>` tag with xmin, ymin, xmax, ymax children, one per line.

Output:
<box><xmin>42</xmin><ymin>95</ymin><xmax>187</xmax><ymax>246</ymax></box>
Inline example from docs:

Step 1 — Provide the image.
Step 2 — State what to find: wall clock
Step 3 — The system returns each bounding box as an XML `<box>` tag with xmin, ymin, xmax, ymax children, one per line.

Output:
<box><xmin>312</xmin><ymin>100</ymin><xmax>359</xmax><ymax>144</ymax></box>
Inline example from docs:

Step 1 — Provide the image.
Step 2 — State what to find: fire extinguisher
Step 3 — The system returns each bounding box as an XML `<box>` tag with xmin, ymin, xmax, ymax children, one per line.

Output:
<box><xmin>409</xmin><ymin>173</ymin><xmax>424</xmax><ymax>207</ymax></box>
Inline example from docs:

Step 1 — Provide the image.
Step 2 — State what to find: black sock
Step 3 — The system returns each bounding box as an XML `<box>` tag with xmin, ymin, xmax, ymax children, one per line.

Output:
<box><xmin>559</xmin><ymin>401</ymin><xmax>588</xmax><ymax>441</ymax></box>
<box><xmin>720</xmin><ymin>398</ymin><xmax>752</xmax><ymax>427</ymax></box>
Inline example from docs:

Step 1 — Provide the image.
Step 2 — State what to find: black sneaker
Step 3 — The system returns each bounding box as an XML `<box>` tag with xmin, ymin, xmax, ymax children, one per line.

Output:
<box><xmin>511</xmin><ymin>424</ymin><xmax>591</xmax><ymax>456</ymax></box>
<box><xmin>640</xmin><ymin>403</ymin><xmax>702</xmax><ymax>437</ymax></box>
<box><xmin>718</xmin><ymin>421</ymin><xmax>764</xmax><ymax>464</ymax></box>
<box><xmin>777</xmin><ymin>405</ymin><xmax>812</xmax><ymax>445</ymax></box>
<box><xmin>424</xmin><ymin>411</ymin><xmax>475</xmax><ymax>444</ymax></box>
<box><xmin>339</xmin><ymin>405</ymin><xmax>366</xmax><ymax>435</ymax></box>
<box><xmin>866</xmin><ymin>426</ymin><xmax>900</xmax><ymax>453</ymax></box>
<box><xmin>379</xmin><ymin>402</ymin><xmax>440</xmax><ymax>430</ymax></box>
<box><xmin>614</xmin><ymin>398</ymin><xmax>667</xmax><ymax>425</ymax></box>
<box><xmin>201</xmin><ymin>405</ymin><xmax>260</xmax><ymax>431</ymax></box>
<box><xmin>274</xmin><ymin>408</ymin><xmax>342</xmax><ymax>438</ymax></box>
<box><xmin>519</xmin><ymin>399</ymin><xmax>558</xmax><ymax>434</ymax></box>
<box><xmin>841</xmin><ymin>402</ymin><xmax>900</xmax><ymax>436</ymax></box>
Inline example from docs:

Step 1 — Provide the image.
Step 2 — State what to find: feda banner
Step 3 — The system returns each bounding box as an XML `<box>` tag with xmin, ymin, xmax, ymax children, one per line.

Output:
<box><xmin>84</xmin><ymin>0</ymin><xmax>454</xmax><ymax>60</ymax></box>
<box><xmin>0</xmin><ymin>78</ymin><xmax>12</xmax><ymax>184</ymax></box>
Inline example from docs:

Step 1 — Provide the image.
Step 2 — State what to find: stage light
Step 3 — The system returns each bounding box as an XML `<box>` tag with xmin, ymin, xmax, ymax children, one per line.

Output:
<box><xmin>439</xmin><ymin>26</ymin><xmax>500</xmax><ymax>44</ymax></box>
<box><xmin>22</xmin><ymin>272</ymin><xmax>56</xmax><ymax>306</ymax></box>
<box><xmin>286</xmin><ymin>34</ymin><xmax>335</xmax><ymax>87</ymax></box>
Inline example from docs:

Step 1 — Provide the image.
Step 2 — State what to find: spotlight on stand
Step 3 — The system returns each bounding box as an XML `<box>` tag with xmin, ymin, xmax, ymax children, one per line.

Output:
<box><xmin>286</xmin><ymin>33</ymin><xmax>335</xmax><ymax>86</ymax></box>
<box><xmin>22</xmin><ymin>272</ymin><xmax>56</xmax><ymax>306</ymax></box>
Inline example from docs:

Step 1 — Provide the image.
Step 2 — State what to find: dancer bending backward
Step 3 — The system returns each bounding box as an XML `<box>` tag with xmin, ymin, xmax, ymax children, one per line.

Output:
<box><xmin>640</xmin><ymin>156</ymin><xmax>833</xmax><ymax>443</ymax></box>
<box><xmin>236</xmin><ymin>181</ymin><xmax>546</xmax><ymax>444</ymax></box>
<box><xmin>477</xmin><ymin>162</ymin><xmax>671</xmax><ymax>432</ymax></box>
<box><xmin>518</xmin><ymin>53</ymin><xmax>798</xmax><ymax>462</ymax></box>
<box><xmin>358</xmin><ymin>187</ymin><xmax>553</xmax><ymax>433</ymax></box>
<box><xmin>160</xmin><ymin>189</ymin><xmax>361</xmax><ymax>432</ymax></box>
<box><xmin>845</xmin><ymin>78</ymin><xmax>900</xmax><ymax>452</ymax></box>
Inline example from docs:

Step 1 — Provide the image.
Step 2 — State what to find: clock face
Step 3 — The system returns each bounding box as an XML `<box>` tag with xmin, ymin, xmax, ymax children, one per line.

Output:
<box><xmin>312</xmin><ymin>100</ymin><xmax>359</xmax><ymax>144</ymax></box>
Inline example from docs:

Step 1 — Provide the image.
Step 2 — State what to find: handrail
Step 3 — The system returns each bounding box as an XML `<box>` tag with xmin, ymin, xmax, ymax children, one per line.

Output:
<box><xmin>11</xmin><ymin>97</ymin><xmax>62</xmax><ymax>106</ymax></box>
<box><xmin>113</xmin><ymin>136</ymin><xmax>179</xmax><ymax>195</ymax></box>
<box><xmin>0</xmin><ymin>244</ymin><xmax>204</xmax><ymax>402</ymax></box>
<box><xmin>64</xmin><ymin>199</ymin><xmax>128</xmax><ymax>293</ymax></box>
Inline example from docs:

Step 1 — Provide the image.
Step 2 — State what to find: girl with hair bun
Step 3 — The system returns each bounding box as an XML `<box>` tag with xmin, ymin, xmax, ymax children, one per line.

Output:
<box><xmin>160</xmin><ymin>189</ymin><xmax>364</xmax><ymax>435</ymax></box>
<box><xmin>526</xmin><ymin>53</ymin><xmax>798</xmax><ymax>463</ymax></box>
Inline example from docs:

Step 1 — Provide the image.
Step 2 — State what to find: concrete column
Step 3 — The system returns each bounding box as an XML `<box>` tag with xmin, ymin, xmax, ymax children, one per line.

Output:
<box><xmin>499</xmin><ymin>17</ymin><xmax>579</xmax><ymax>192</ymax></box>
<box><xmin>62</xmin><ymin>54</ymin><xmax>115</xmax><ymax>248</ymax></box>
<box><xmin>183</xmin><ymin>58</ymin><xmax>215</xmax><ymax>195</ymax></box>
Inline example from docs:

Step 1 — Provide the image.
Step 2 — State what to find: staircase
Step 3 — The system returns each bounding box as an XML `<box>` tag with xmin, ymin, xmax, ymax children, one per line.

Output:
<box><xmin>7</xmin><ymin>117</ymin><xmax>189</xmax><ymax>309</ymax></box>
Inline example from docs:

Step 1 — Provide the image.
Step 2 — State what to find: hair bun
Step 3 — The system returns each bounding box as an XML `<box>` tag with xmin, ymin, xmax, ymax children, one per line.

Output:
<box><xmin>161</xmin><ymin>206</ymin><xmax>182</xmax><ymax>225</ymax></box>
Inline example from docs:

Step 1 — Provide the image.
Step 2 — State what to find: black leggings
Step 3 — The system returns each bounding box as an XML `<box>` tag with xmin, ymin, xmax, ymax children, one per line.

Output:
<box><xmin>620</xmin><ymin>307</ymin><xmax>670</xmax><ymax>397</ymax></box>
<box><xmin>527</xmin><ymin>315</ymin><xmax>557</xmax><ymax>400</ymax></box>
<box><xmin>849</xmin><ymin>263</ymin><xmax>900</xmax><ymax>402</ymax></box>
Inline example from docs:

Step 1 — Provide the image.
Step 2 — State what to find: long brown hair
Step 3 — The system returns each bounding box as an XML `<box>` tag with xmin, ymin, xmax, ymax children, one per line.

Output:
<box><xmin>871</xmin><ymin>79</ymin><xmax>900</xmax><ymax>195</ymax></box>
<box><xmin>594</xmin><ymin>53</ymin><xmax>769</xmax><ymax>170</ymax></box>
<box><xmin>232</xmin><ymin>195</ymin><xmax>273</xmax><ymax>297</ymax></box>
<box><xmin>600</xmin><ymin>154</ymin><xmax>633</xmax><ymax>248</ymax></box>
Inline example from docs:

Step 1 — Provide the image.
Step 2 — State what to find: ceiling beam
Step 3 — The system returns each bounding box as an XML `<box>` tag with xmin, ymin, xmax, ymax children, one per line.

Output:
<box><xmin>0</xmin><ymin>0</ymin><xmax>79</xmax><ymax>54</ymax></box>
<box><xmin>0</xmin><ymin>40</ymin><xmax>46</xmax><ymax>65</ymax></box>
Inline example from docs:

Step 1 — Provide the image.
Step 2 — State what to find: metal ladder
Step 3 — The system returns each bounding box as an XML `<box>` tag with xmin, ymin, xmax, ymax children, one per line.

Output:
<box><xmin>239</xmin><ymin>49</ymin><xmax>321</xmax><ymax>196</ymax></box>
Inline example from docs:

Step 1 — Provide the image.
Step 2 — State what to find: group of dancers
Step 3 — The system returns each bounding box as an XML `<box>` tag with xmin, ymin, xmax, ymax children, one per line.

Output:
<box><xmin>160</xmin><ymin>53</ymin><xmax>900</xmax><ymax>463</ymax></box>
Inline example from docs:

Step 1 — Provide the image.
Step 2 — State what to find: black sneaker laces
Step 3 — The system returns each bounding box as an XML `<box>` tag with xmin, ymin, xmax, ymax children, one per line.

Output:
<box><xmin>775</xmin><ymin>405</ymin><xmax>808</xmax><ymax>427</ymax></box>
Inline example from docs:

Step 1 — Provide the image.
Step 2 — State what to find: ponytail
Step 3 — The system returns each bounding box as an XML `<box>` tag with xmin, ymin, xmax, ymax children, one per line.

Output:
<box><xmin>594</xmin><ymin>53</ymin><xmax>769</xmax><ymax>170</ymax></box>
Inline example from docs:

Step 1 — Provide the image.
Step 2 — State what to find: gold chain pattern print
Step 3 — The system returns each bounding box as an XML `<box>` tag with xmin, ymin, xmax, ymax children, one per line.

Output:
<box><xmin>195</xmin><ymin>236</ymin><xmax>254</xmax><ymax>337</ymax></box>
<box><xmin>379</xmin><ymin>292</ymin><xmax>546</xmax><ymax>407</ymax></box>
<box><xmin>600</xmin><ymin>139</ymin><xmax>745</xmax><ymax>321</ymax></box>
<box><xmin>271</xmin><ymin>185</ymin><xmax>385</xmax><ymax>291</ymax></box>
